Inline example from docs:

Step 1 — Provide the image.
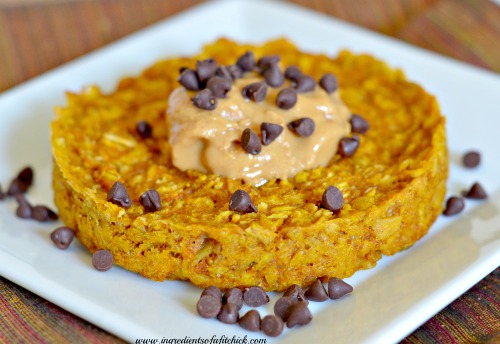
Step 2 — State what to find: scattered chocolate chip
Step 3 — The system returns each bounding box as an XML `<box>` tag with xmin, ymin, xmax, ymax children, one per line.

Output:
<box><xmin>139</xmin><ymin>189</ymin><xmax>162</xmax><ymax>212</ymax></box>
<box><xmin>107</xmin><ymin>181</ymin><xmax>132</xmax><ymax>208</ymax></box>
<box><xmin>197</xmin><ymin>295</ymin><xmax>222</xmax><ymax>318</ymax></box>
<box><xmin>92</xmin><ymin>249</ymin><xmax>114</xmax><ymax>271</ymax></box>
<box><xmin>239</xmin><ymin>310</ymin><xmax>261</xmax><ymax>332</ymax></box>
<box><xmin>443</xmin><ymin>196</ymin><xmax>465</xmax><ymax>216</ymax></box>
<box><xmin>227</xmin><ymin>64</ymin><xmax>243</xmax><ymax>80</ymax></box>
<box><xmin>32</xmin><ymin>205</ymin><xmax>58</xmax><ymax>222</ymax></box>
<box><xmin>191</xmin><ymin>89</ymin><xmax>217</xmax><ymax>110</ymax></box>
<box><xmin>15</xmin><ymin>194</ymin><xmax>33</xmax><ymax>219</ymax></box>
<box><xmin>287</xmin><ymin>117</ymin><xmax>315</xmax><ymax>137</ymax></box>
<box><xmin>223</xmin><ymin>287</ymin><xmax>244</xmax><ymax>310</ymax></box>
<box><xmin>328</xmin><ymin>278</ymin><xmax>353</xmax><ymax>299</ymax></box>
<box><xmin>201</xmin><ymin>286</ymin><xmax>222</xmax><ymax>300</ymax></box>
<box><xmin>261</xmin><ymin>122</ymin><xmax>284</xmax><ymax>145</ymax></box>
<box><xmin>206</xmin><ymin>76</ymin><xmax>232</xmax><ymax>99</ymax></box>
<box><xmin>178</xmin><ymin>68</ymin><xmax>200</xmax><ymax>91</ymax></box>
<box><xmin>350</xmin><ymin>114</ymin><xmax>369</xmax><ymax>134</ymax></box>
<box><xmin>236</xmin><ymin>51</ymin><xmax>255</xmax><ymax>72</ymax></box>
<box><xmin>263</xmin><ymin>64</ymin><xmax>285</xmax><ymax>87</ymax></box>
<box><xmin>242</xmin><ymin>82</ymin><xmax>267</xmax><ymax>102</ymax></box>
<box><xmin>196</xmin><ymin>58</ymin><xmax>217</xmax><ymax>83</ymax></box>
<box><xmin>136</xmin><ymin>120</ymin><xmax>153</xmax><ymax>139</ymax></box>
<box><xmin>283</xmin><ymin>284</ymin><xmax>308</xmax><ymax>304</ymax></box>
<box><xmin>304</xmin><ymin>279</ymin><xmax>328</xmax><ymax>302</ymax></box>
<box><xmin>50</xmin><ymin>226</ymin><xmax>75</xmax><ymax>250</ymax></box>
<box><xmin>284</xmin><ymin>66</ymin><xmax>302</xmax><ymax>81</ymax></box>
<box><xmin>338</xmin><ymin>136</ymin><xmax>360</xmax><ymax>157</ymax></box>
<box><xmin>215</xmin><ymin>66</ymin><xmax>233</xmax><ymax>81</ymax></box>
<box><xmin>462</xmin><ymin>182</ymin><xmax>487</xmax><ymax>199</ymax></box>
<box><xmin>7</xmin><ymin>178</ymin><xmax>30</xmax><ymax>196</ymax></box>
<box><xmin>261</xmin><ymin>315</ymin><xmax>284</xmax><ymax>337</ymax></box>
<box><xmin>244</xmin><ymin>286</ymin><xmax>269</xmax><ymax>307</ymax></box>
<box><xmin>274</xmin><ymin>296</ymin><xmax>295</xmax><ymax>321</ymax></box>
<box><xmin>17</xmin><ymin>167</ymin><xmax>34</xmax><ymax>187</ymax></box>
<box><xmin>0</xmin><ymin>184</ymin><xmax>4</xmax><ymax>200</ymax></box>
<box><xmin>217</xmin><ymin>303</ymin><xmax>239</xmax><ymax>324</ymax></box>
<box><xmin>286</xmin><ymin>302</ymin><xmax>313</xmax><ymax>328</ymax></box>
<box><xmin>257</xmin><ymin>55</ymin><xmax>280</xmax><ymax>72</ymax></box>
<box><xmin>463</xmin><ymin>151</ymin><xmax>481</xmax><ymax>168</ymax></box>
<box><xmin>319</xmin><ymin>73</ymin><xmax>338</xmax><ymax>93</ymax></box>
<box><xmin>321</xmin><ymin>186</ymin><xmax>344</xmax><ymax>212</ymax></box>
<box><xmin>229</xmin><ymin>190</ymin><xmax>258</xmax><ymax>214</ymax></box>
<box><xmin>241</xmin><ymin>128</ymin><xmax>262</xmax><ymax>155</ymax></box>
<box><xmin>276</xmin><ymin>88</ymin><xmax>297</xmax><ymax>109</ymax></box>
<box><xmin>293</xmin><ymin>75</ymin><xmax>316</xmax><ymax>93</ymax></box>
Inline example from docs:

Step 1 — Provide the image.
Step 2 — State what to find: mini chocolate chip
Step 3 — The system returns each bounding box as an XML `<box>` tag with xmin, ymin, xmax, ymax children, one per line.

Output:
<box><xmin>257</xmin><ymin>55</ymin><xmax>280</xmax><ymax>72</ymax></box>
<box><xmin>215</xmin><ymin>66</ymin><xmax>233</xmax><ymax>81</ymax></box>
<box><xmin>287</xmin><ymin>117</ymin><xmax>315</xmax><ymax>137</ymax></box>
<box><xmin>206</xmin><ymin>76</ymin><xmax>232</xmax><ymax>99</ymax></box>
<box><xmin>15</xmin><ymin>194</ymin><xmax>33</xmax><ymax>219</ymax></box>
<box><xmin>293</xmin><ymin>75</ymin><xmax>316</xmax><ymax>93</ymax></box>
<box><xmin>17</xmin><ymin>167</ymin><xmax>34</xmax><ymax>187</ymax></box>
<box><xmin>50</xmin><ymin>226</ymin><xmax>75</xmax><ymax>250</ymax></box>
<box><xmin>338</xmin><ymin>137</ymin><xmax>360</xmax><ymax>157</ymax></box>
<box><xmin>286</xmin><ymin>302</ymin><xmax>313</xmax><ymax>328</ymax></box>
<box><xmin>274</xmin><ymin>296</ymin><xmax>295</xmax><ymax>321</ymax></box>
<box><xmin>241</xmin><ymin>128</ymin><xmax>262</xmax><ymax>155</ymax></box>
<box><xmin>284</xmin><ymin>66</ymin><xmax>302</xmax><ymax>81</ymax></box>
<box><xmin>304</xmin><ymin>279</ymin><xmax>328</xmax><ymax>302</ymax></box>
<box><xmin>261</xmin><ymin>122</ymin><xmax>284</xmax><ymax>145</ymax></box>
<box><xmin>244</xmin><ymin>286</ymin><xmax>269</xmax><ymax>307</ymax></box>
<box><xmin>283</xmin><ymin>284</ymin><xmax>308</xmax><ymax>304</ymax></box>
<box><xmin>32</xmin><ymin>205</ymin><xmax>58</xmax><ymax>222</ymax></box>
<box><xmin>443</xmin><ymin>196</ymin><xmax>465</xmax><ymax>216</ymax></box>
<box><xmin>261</xmin><ymin>315</ymin><xmax>284</xmax><ymax>337</ymax></box>
<box><xmin>263</xmin><ymin>64</ymin><xmax>285</xmax><ymax>87</ymax></box>
<box><xmin>191</xmin><ymin>89</ymin><xmax>217</xmax><ymax>110</ymax></box>
<box><xmin>239</xmin><ymin>310</ymin><xmax>261</xmax><ymax>332</ymax></box>
<box><xmin>321</xmin><ymin>186</ymin><xmax>344</xmax><ymax>212</ymax></box>
<box><xmin>139</xmin><ymin>189</ymin><xmax>162</xmax><ymax>212</ymax></box>
<box><xmin>196</xmin><ymin>58</ymin><xmax>217</xmax><ymax>83</ymax></box>
<box><xmin>136</xmin><ymin>120</ymin><xmax>153</xmax><ymax>139</ymax></box>
<box><xmin>328</xmin><ymin>278</ymin><xmax>353</xmax><ymax>299</ymax></box>
<box><xmin>463</xmin><ymin>151</ymin><xmax>481</xmax><ymax>168</ymax></box>
<box><xmin>319</xmin><ymin>73</ymin><xmax>338</xmax><ymax>93</ymax></box>
<box><xmin>227</xmin><ymin>64</ymin><xmax>243</xmax><ymax>79</ymax></box>
<box><xmin>92</xmin><ymin>249</ymin><xmax>114</xmax><ymax>271</ymax></box>
<box><xmin>236</xmin><ymin>51</ymin><xmax>255</xmax><ymax>72</ymax></box>
<box><xmin>107</xmin><ymin>181</ymin><xmax>132</xmax><ymax>208</ymax></box>
<box><xmin>350</xmin><ymin>114</ymin><xmax>369</xmax><ymax>134</ymax></box>
<box><xmin>276</xmin><ymin>88</ymin><xmax>297</xmax><ymax>109</ymax></box>
<box><xmin>7</xmin><ymin>178</ymin><xmax>29</xmax><ymax>196</ymax></box>
<box><xmin>242</xmin><ymin>82</ymin><xmax>267</xmax><ymax>102</ymax></box>
<box><xmin>217</xmin><ymin>303</ymin><xmax>239</xmax><ymax>324</ymax></box>
<box><xmin>229</xmin><ymin>190</ymin><xmax>258</xmax><ymax>214</ymax></box>
<box><xmin>201</xmin><ymin>286</ymin><xmax>222</xmax><ymax>300</ymax></box>
<box><xmin>462</xmin><ymin>182</ymin><xmax>487</xmax><ymax>199</ymax></box>
<box><xmin>223</xmin><ymin>287</ymin><xmax>244</xmax><ymax>310</ymax></box>
<box><xmin>197</xmin><ymin>295</ymin><xmax>222</xmax><ymax>318</ymax></box>
<box><xmin>178</xmin><ymin>68</ymin><xmax>200</xmax><ymax>91</ymax></box>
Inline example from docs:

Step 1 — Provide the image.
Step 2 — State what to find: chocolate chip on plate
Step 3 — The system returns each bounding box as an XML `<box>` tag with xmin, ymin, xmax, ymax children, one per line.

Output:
<box><xmin>263</xmin><ymin>64</ymin><xmax>285</xmax><ymax>88</ymax></box>
<box><xmin>350</xmin><ymin>114</ymin><xmax>370</xmax><ymax>134</ymax></box>
<box><xmin>261</xmin><ymin>122</ymin><xmax>284</xmax><ymax>145</ymax></box>
<box><xmin>32</xmin><ymin>205</ymin><xmax>58</xmax><ymax>222</ymax></box>
<box><xmin>50</xmin><ymin>226</ymin><xmax>75</xmax><ymax>250</ymax></box>
<box><xmin>287</xmin><ymin>117</ymin><xmax>315</xmax><ymax>137</ymax></box>
<box><xmin>217</xmin><ymin>303</ymin><xmax>239</xmax><ymax>324</ymax></box>
<box><xmin>196</xmin><ymin>58</ymin><xmax>217</xmax><ymax>83</ymax></box>
<box><xmin>239</xmin><ymin>309</ymin><xmax>261</xmax><ymax>332</ymax></box>
<box><xmin>236</xmin><ymin>51</ymin><xmax>255</xmax><ymax>72</ymax></box>
<box><xmin>274</xmin><ymin>296</ymin><xmax>295</xmax><ymax>321</ymax></box>
<box><xmin>201</xmin><ymin>286</ymin><xmax>222</xmax><ymax>300</ymax></box>
<box><xmin>223</xmin><ymin>287</ymin><xmax>244</xmax><ymax>310</ymax></box>
<box><xmin>192</xmin><ymin>89</ymin><xmax>218</xmax><ymax>110</ymax></box>
<box><xmin>443</xmin><ymin>196</ymin><xmax>465</xmax><ymax>216</ymax></box>
<box><xmin>286</xmin><ymin>302</ymin><xmax>313</xmax><ymax>328</ymax></box>
<box><xmin>462</xmin><ymin>182</ymin><xmax>487</xmax><ymax>199</ymax></box>
<box><xmin>321</xmin><ymin>185</ymin><xmax>344</xmax><ymax>212</ymax></box>
<box><xmin>107</xmin><ymin>181</ymin><xmax>132</xmax><ymax>208</ymax></box>
<box><xmin>463</xmin><ymin>151</ymin><xmax>481</xmax><ymax>168</ymax></box>
<box><xmin>257</xmin><ymin>55</ymin><xmax>280</xmax><ymax>72</ymax></box>
<box><xmin>17</xmin><ymin>167</ymin><xmax>34</xmax><ymax>187</ymax></box>
<box><xmin>261</xmin><ymin>315</ymin><xmax>284</xmax><ymax>337</ymax></box>
<box><xmin>338</xmin><ymin>136</ymin><xmax>360</xmax><ymax>157</ymax></box>
<box><xmin>139</xmin><ymin>189</ymin><xmax>162</xmax><ymax>212</ymax></box>
<box><xmin>293</xmin><ymin>75</ymin><xmax>316</xmax><ymax>93</ymax></box>
<box><xmin>242</xmin><ymin>81</ymin><xmax>267</xmax><ymax>102</ymax></box>
<box><xmin>241</xmin><ymin>128</ymin><xmax>262</xmax><ymax>155</ymax></box>
<box><xmin>229</xmin><ymin>190</ymin><xmax>258</xmax><ymax>214</ymax></box>
<box><xmin>319</xmin><ymin>73</ymin><xmax>338</xmax><ymax>93</ymax></box>
<box><xmin>284</xmin><ymin>66</ymin><xmax>302</xmax><ymax>81</ymax></box>
<box><xmin>15</xmin><ymin>194</ymin><xmax>33</xmax><ymax>219</ymax></box>
<box><xmin>92</xmin><ymin>249</ymin><xmax>114</xmax><ymax>271</ymax></box>
<box><xmin>283</xmin><ymin>284</ymin><xmax>308</xmax><ymax>304</ymax></box>
<box><xmin>276</xmin><ymin>88</ymin><xmax>297</xmax><ymax>110</ymax></box>
<box><xmin>7</xmin><ymin>178</ymin><xmax>30</xmax><ymax>196</ymax></box>
<box><xmin>136</xmin><ymin>120</ymin><xmax>153</xmax><ymax>139</ymax></box>
<box><xmin>328</xmin><ymin>277</ymin><xmax>353</xmax><ymax>299</ymax></box>
<box><xmin>197</xmin><ymin>295</ymin><xmax>222</xmax><ymax>319</ymax></box>
<box><xmin>178</xmin><ymin>68</ymin><xmax>200</xmax><ymax>91</ymax></box>
<box><xmin>206</xmin><ymin>76</ymin><xmax>232</xmax><ymax>98</ymax></box>
<box><xmin>304</xmin><ymin>278</ymin><xmax>328</xmax><ymax>302</ymax></box>
<box><xmin>244</xmin><ymin>286</ymin><xmax>269</xmax><ymax>307</ymax></box>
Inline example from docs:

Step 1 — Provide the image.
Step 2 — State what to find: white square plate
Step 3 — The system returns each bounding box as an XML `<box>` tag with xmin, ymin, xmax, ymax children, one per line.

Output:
<box><xmin>1</xmin><ymin>0</ymin><xmax>499</xmax><ymax>343</ymax></box>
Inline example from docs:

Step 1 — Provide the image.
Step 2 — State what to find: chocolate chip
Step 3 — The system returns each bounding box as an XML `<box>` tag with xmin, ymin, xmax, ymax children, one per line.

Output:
<box><xmin>261</xmin><ymin>122</ymin><xmax>284</xmax><ymax>145</ymax></box>
<box><xmin>201</xmin><ymin>286</ymin><xmax>222</xmax><ymax>300</ymax></box>
<box><xmin>239</xmin><ymin>310</ymin><xmax>261</xmax><ymax>332</ymax></box>
<box><xmin>283</xmin><ymin>284</ymin><xmax>308</xmax><ymax>304</ymax></box>
<box><xmin>92</xmin><ymin>249</ymin><xmax>114</xmax><ymax>271</ymax></box>
<box><xmin>227</xmin><ymin>64</ymin><xmax>243</xmax><ymax>80</ymax></box>
<box><xmin>462</xmin><ymin>182</ymin><xmax>487</xmax><ymax>199</ymax></box>
<box><xmin>274</xmin><ymin>296</ymin><xmax>295</xmax><ymax>321</ymax></box>
<box><xmin>241</xmin><ymin>128</ymin><xmax>262</xmax><ymax>155</ymax></box>
<box><xmin>263</xmin><ymin>64</ymin><xmax>285</xmax><ymax>87</ymax></box>
<box><xmin>443</xmin><ymin>196</ymin><xmax>465</xmax><ymax>216</ymax></box>
<box><xmin>196</xmin><ymin>58</ymin><xmax>217</xmax><ymax>83</ymax></box>
<box><xmin>229</xmin><ymin>190</ymin><xmax>258</xmax><ymax>214</ymax></box>
<box><xmin>276</xmin><ymin>88</ymin><xmax>297</xmax><ymax>109</ymax></box>
<box><xmin>223</xmin><ymin>287</ymin><xmax>244</xmax><ymax>310</ymax></box>
<box><xmin>107</xmin><ymin>181</ymin><xmax>132</xmax><ymax>208</ymax></box>
<box><xmin>217</xmin><ymin>303</ymin><xmax>239</xmax><ymax>324</ymax></box>
<box><xmin>15</xmin><ymin>194</ymin><xmax>32</xmax><ymax>219</ymax></box>
<box><xmin>293</xmin><ymin>75</ymin><xmax>316</xmax><ymax>93</ymax></box>
<box><xmin>197</xmin><ymin>295</ymin><xmax>222</xmax><ymax>318</ymax></box>
<box><xmin>244</xmin><ymin>286</ymin><xmax>269</xmax><ymax>307</ymax></box>
<box><xmin>350</xmin><ymin>114</ymin><xmax>369</xmax><ymax>134</ymax></box>
<box><xmin>139</xmin><ymin>189</ymin><xmax>162</xmax><ymax>212</ymax></box>
<box><xmin>463</xmin><ymin>151</ymin><xmax>481</xmax><ymax>168</ymax></box>
<box><xmin>178</xmin><ymin>68</ymin><xmax>200</xmax><ymax>91</ymax></box>
<box><xmin>257</xmin><ymin>55</ymin><xmax>280</xmax><ymax>72</ymax></box>
<box><xmin>17</xmin><ymin>167</ymin><xmax>34</xmax><ymax>187</ymax></box>
<box><xmin>261</xmin><ymin>315</ymin><xmax>284</xmax><ymax>337</ymax></box>
<box><xmin>338</xmin><ymin>136</ymin><xmax>360</xmax><ymax>157</ymax></box>
<box><xmin>287</xmin><ymin>117</ymin><xmax>315</xmax><ymax>137</ymax></box>
<box><xmin>215</xmin><ymin>66</ymin><xmax>233</xmax><ymax>81</ymax></box>
<box><xmin>286</xmin><ymin>302</ymin><xmax>313</xmax><ymax>328</ymax></box>
<box><xmin>284</xmin><ymin>66</ymin><xmax>302</xmax><ymax>81</ymax></box>
<box><xmin>304</xmin><ymin>279</ymin><xmax>328</xmax><ymax>302</ymax></box>
<box><xmin>32</xmin><ymin>205</ymin><xmax>58</xmax><ymax>222</ymax></box>
<box><xmin>7</xmin><ymin>178</ymin><xmax>30</xmax><ymax>196</ymax></box>
<box><xmin>191</xmin><ymin>89</ymin><xmax>217</xmax><ymax>110</ymax></box>
<box><xmin>242</xmin><ymin>82</ymin><xmax>267</xmax><ymax>102</ymax></box>
<box><xmin>50</xmin><ymin>226</ymin><xmax>75</xmax><ymax>250</ymax></box>
<box><xmin>206</xmin><ymin>76</ymin><xmax>232</xmax><ymax>99</ymax></box>
<box><xmin>328</xmin><ymin>278</ymin><xmax>353</xmax><ymax>299</ymax></box>
<box><xmin>136</xmin><ymin>120</ymin><xmax>153</xmax><ymax>139</ymax></box>
<box><xmin>321</xmin><ymin>186</ymin><xmax>344</xmax><ymax>212</ymax></box>
<box><xmin>236</xmin><ymin>51</ymin><xmax>255</xmax><ymax>72</ymax></box>
<box><xmin>319</xmin><ymin>73</ymin><xmax>338</xmax><ymax>93</ymax></box>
